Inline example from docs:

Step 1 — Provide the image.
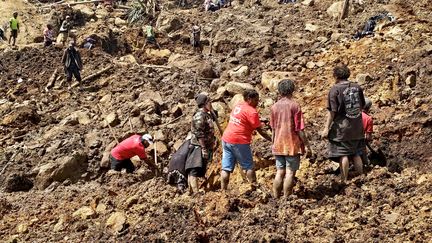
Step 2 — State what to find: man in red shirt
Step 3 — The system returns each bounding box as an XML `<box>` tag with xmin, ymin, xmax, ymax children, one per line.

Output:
<box><xmin>221</xmin><ymin>89</ymin><xmax>272</xmax><ymax>190</ymax></box>
<box><xmin>270</xmin><ymin>80</ymin><xmax>312</xmax><ymax>198</ymax></box>
<box><xmin>110</xmin><ymin>134</ymin><xmax>154</xmax><ymax>173</ymax></box>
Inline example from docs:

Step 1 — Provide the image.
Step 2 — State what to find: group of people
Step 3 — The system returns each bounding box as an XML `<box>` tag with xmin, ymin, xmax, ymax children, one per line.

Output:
<box><xmin>110</xmin><ymin>64</ymin><xmax>374</xmax><ymax>198</ymax></box>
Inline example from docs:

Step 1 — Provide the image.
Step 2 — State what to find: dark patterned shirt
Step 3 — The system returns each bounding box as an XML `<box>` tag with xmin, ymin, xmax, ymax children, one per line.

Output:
<box><xmin>191</xmin><ymin>108</ymin><xmax>215</xmax><ymax>149</ymax></box>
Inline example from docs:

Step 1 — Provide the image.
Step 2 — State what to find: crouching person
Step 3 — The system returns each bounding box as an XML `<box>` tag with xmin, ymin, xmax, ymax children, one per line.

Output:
<box><xmin>110</xmin><ymin>134</ymin><xmax>155</xmax><ymax>173</ymax></box>
<box><xmin>185</xmin><ymin>94</ymin><xmax>216</xmax><ymax>194</ymax></box>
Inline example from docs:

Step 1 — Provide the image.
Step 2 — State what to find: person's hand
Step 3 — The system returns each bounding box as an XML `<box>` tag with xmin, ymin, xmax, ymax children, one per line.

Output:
<box><xmin>321</xmin><ymin>128</ymin><xmax>329</xmax><ymax>139</ymax></box>
<box><xmin>202</xmin><ymin>149</ymin><xmax>209</xmax><ymax>159</ymax></box>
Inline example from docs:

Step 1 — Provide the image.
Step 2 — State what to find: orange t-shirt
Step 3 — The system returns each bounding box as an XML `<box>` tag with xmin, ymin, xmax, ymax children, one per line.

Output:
<box><xmin>111</xmin><ymin>135</ymin><xmax>147</xmax><ymax>160</ymax></box>
<box><xmin>270</xmin><ymin>97</ymin><xmax>305</xmax><ymax>156</ymax></box>
<box><xmin>222</xmin><ymin>102</ymin><xmax>262</xmax><ymax>144</ymax></box>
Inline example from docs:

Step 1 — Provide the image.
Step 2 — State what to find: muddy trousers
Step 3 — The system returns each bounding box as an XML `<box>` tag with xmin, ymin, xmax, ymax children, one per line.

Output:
<box><xmin>65</xmin><ymin>66</ymin><xmax>82</xmax><ymax>82</ymax></box>
<box><xmin>110</xmin><ymin>155</ymin><xmax>136</xmax><ymax>173</ymax></box>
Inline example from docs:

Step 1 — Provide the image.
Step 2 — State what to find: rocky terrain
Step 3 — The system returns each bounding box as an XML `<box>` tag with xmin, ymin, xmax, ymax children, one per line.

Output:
<box><xmin>0</xmin><ymin>0</ymin><xmax>431</xmax><ymax>241</ymax></box>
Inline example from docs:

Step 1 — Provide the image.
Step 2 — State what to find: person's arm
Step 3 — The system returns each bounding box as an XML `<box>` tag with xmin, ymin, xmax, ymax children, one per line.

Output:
<box><xmin>257</xmin><ymin>126</ymin><xmax>272</xmax><ymax>142</ymax></box>
<box><xmin>321</xmin><ymin>110</ymin><xmax>335</xmax><ymax>138</ymax></box>
<box><xmin>299</xmin><ymin>130</ymin><xmax>312</xmax><ymax>157</ymax></box>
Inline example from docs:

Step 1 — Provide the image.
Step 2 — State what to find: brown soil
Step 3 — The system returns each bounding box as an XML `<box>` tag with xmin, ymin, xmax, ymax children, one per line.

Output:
<box><xmin>0</xmin><ymin>0</ymin><xmax>431</xmax><ymax>241</ymax></box>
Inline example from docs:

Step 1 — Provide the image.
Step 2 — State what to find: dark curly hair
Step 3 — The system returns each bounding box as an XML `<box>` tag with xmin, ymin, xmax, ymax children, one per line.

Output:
<box><xmin>242</xmin><ymin>89</ymin><xmax>259</xmax><ymax>101</ymax></box>
<box><xmin>333</xmin><ymin>65</ymin><xmax>351</xmax><ymax>80</ymax></box>
<box><xmin>278</xmin><ymin>79</ymin><xmax>295</xmax><ymax>96</ymax></box>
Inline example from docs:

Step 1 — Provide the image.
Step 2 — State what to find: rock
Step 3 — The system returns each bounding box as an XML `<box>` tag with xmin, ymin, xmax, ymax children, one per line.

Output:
<box><xmin>16</xmin><ymin>223</ymin><xmax>28</xmax><ymax>234</ymax></box>
<box><xmin>3</xmin><ymin>174</ymin><xmax>33</xmax><ymax>192</ymax></box>
<box><xmin>199</xmin><ymin>62</ymin><xmax>217</xmax><ymax>79</ymax></box>
<box><xmin>72</xmin><ymin>206</ymin><xmax>96</xmax><ymax>220</ymax></box>
<box><xmin>85</xmin><ymin>132</ymin><xmax>101</xmax><ymax>149</ymax></box>
<box><xmin>104</xmin><ymin>112</ymin><xmax>120</xmax><ymax>127</ymax></box>
<box><xmin>156</xmin><ymin>14</ymin><xmax>183</xmax><ymax>34</ymax></box>
<box><xmin>117</xmin><ymin>55</ymin><xmax>137</xmax><ymax>65</ymax></box>
<box><xmin>356</xmin><ymin>73</ymin><xmax>373</xmax><ymax>85</ymax></box>
<box><xmin>384</xmin><ymin>26</ymin><xmax>404</xmax><ymax>42</ymax></box>
<box><xmin>139</xmin><ymin>91</ymin><xmax>164</xmax><ymax>106</ymax></box>
<box><xmin>146</xmin><ymin>49</ymin><xmax>172</xmax><ymax>58</ymax></box>
<box><xmin>212</xmin><ymin>102</ymin><xmax>226</xmax><ymax>123</ymax></box>
<box><xmin>154</xmin><ymin>130</ymin><xmax>166</xmax><ymax>142</ymax></box>
<box><xmin>150</xmin><ymin>141</ymin><xmax>169</xmax><ymax>156</ymax></box>
<box><xmin>114</xmin><ymin>17</ymin><xmax>127</xmax><ymax>26</ymax></box>
<box><xmin>53</xmin><ymin>214</ymin><xmax>68</xmax><ymax>232</ymax></box>
<box><xmin>36</xmin><ymin>151</ymin><xmax>88</xmax><ymax>189</ymax></box>
<box><xmin>306</xmin><ymin>61</ymin><xmax>316</xmax><ymax>69</ymax></box>
<box><xmin>316</xmin><ymin>61</ymin><xmax>326</xmax><ymax>67</ymax></box>
<box><xmin>227</xmin><ymin>57</ymin><xmax>240</xmax><ymax>64</ymax></box>
<box><xmin>137</xmin><ymin>99</ymin><xmax>159</xmax><ymax>114</ymax></box>
<box><xmin>74</xmin><ymin>110</ymin><xmax>91</xmax><ymax>125</ymax></box>
<box><xmin>101</xmin><ymin>141</ymin><xmax>117</xmax><ymax>168</ymax></box>
<box><xmin>125</xmin><ymin>196</ymin><xmax>139</xmax><ymax>208</ymax></box>
<box><xmin>106</xmin><ymin>212</ymin><xmax>127</xmax><ymax>233</ymax></box>
<box><xmin>96</xmin><ymin>203</ymin><xmax>107</xmax><ymax>214</ymax></box>
<box><xmin>225</xmin><ymin>81</ymin><xmax>254</xmax><ymax>95</ymax></box>
<box><xmin>405</xmin><ymin>74</ymin><xmax>416</xmax><ymax>88</ymax></box>
<box><xmin>100</xmin><ymin>94</ymin><xmax>112</xmax><ymax>103</ymax></box>
<box><xmin>327</xmin><ymin>1</ymin><xmax>344</xmax><ymax>19</ymax></box>
<box><xmin>302</xmin><ymin>0</ymin><xmax>314</xmax><ymax>6</ymax></box>
<box><xmin>262</xmin><ymin>45</ymin><xmax>274</xmax><ymax>58</ymax></box>
<box><xmin>305</xmin><ymin>23</ymin><xmax>319</xmax><ymax>32</ymax></box>
<box><xmin>170</xmin><ymin>104</ymin><xmax>183</xmax><ymax>118</ymax></box>
<box><xmin>228</xmin><ymin>66</ymin><xmax>250</xmax><ymax>79</ymax></box>
<box><xmin>1</xmin><ymin>104</ymin><xmax>40</xmax><ymax>126</ymax></box>
<box><xmin>261</xmin><ymin>71</ymin><xmax>295</xmax><ymax>92</ymax></box>
<box><xmin>235</xmin><ymin>48</ymin><xmax>253</xmax><ymax>58</ymax></box>
<box><xmin>229</xmin><ymin>94</ymin><xmax>244</xmax><ymax>109</ymax></box>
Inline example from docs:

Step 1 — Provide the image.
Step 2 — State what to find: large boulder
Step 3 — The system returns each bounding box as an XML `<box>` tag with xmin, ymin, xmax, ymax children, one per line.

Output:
<box><xmin>106</xmin><ymin>212</ymin><xmax>127</xmax><ymax>233</ymax></box>
<box><xmin>35</xmin><ymin>151</ymin><xmax>88</xmax><ymax>189</ymax></box>
<box><xmin>225</xmin><ymin>81</ymin><xmax>255</xmax><ymax>95</ymax></box>
<box><xmin>229</xmin><ymin>94</ymin><xmax>244</xmax><ymax>109</ymax></box>
<box><xmin>261</xmin><ymin>71</ymin><xmax>296</xmax><ymax>92</ymax></box>
<box><xmin>326</xmin><ymin>1</ymin><xmax>344</xmax><ymax>19</ymax></box>
<box><xmin>156</xmin><ymin>14</ymin><xmax>183</xmax><ymax>34</ymax></box>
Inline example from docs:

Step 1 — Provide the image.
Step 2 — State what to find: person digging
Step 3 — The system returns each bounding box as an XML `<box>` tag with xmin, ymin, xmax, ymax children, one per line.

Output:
<box><xmin>110</xmin><ymin>134</ymin><xmax>158</xmax><ymax>173</ymax></box>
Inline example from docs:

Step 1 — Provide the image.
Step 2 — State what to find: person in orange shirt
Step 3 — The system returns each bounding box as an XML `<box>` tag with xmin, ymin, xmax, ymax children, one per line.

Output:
<box><xmin>220</xmin><ymin>89</ymin><xmax>271</xmax><ymax>191</ymax></box>
<box><xmin>270</xmin><ymin>80</ymin><xmax>312</xmax><ymax>198</ymax></box>
<box><xmin>361</xmin><ymin>98</ymin><xmax>373</xmax><ymax>166</ymax></box>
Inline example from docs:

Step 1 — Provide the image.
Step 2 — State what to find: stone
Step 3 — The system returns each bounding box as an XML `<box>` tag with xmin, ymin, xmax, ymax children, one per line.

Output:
<box><xmin>228</xmin><ymin>66</ymin><xmax>250</xmax><ymax>79</ymax></box>
<box><xmin>170</xmin><ymin>104</ymin><xmax>183</xmax><ymax>118</ymax></box>
<box><xmin>85</xmin><ymin>132</ymin><xmax>101</xmax><ymax>149</ymax></box>
<box><xmin>137</xmin><ymin>99</ymin><xmax>158</xmax><ymax>114</ymax></box>
<box><xmin>139</xmin><ymin>91</ymin><xmax>164</xmax><ymax>106</ymax></box>
<box><xmin>117</xmin><ymin>55</ymin><xmax>137</xmax><ymax>65</ymax></box>
<box><xmin>405</xmin><ymin>75</ymin><xmax>416</xmax><ymax>88</ymax></box>
<box><xmin>225</xmin><ymin>81</ymin><xmax>254</xmax><ymax>95</ymax></box>
<box><xmin>36</xmin><ymin>151</ymin><xmax>88</xmax><ymax>189</ymax></box>
<box><xmin>199</xmin><ymin>62</ymin><xmax>217</xmax><ymax>79</ymax></box>
<box><xmin>104</xmin><ymin>112</ymin><xmax>120</xmax><ymax>127</ymax></box>
<box><xmin>125</xmin><ymin>196</ymin><xmax>139</xmax><ymax>208</ymax></box>
<box><xmin>327</xmin><ymin>1</ymin><xmax>344</xmax><ymax>19</ymax></box>
<box><xmin>150</xmin><ymin>141</ymin><xmax>169</xmax><ymax>156</ymax></box>
<box><xmin>114</xmin><ymin>17</ymin><xmax>127</xmax><ymax>26</ymax></box>
<box><xmin>356</xmin><ymin>73</ymin><xmax>373</xmax><ymax>85</ymax></box>
<box><xmin>101</xmin><ymin>141</ymin><xmax>117</xmax><ymax>168</ymax></box>
<box><xmin>145</xmin><ymin>49</ymin><xmax>172</xmax><ymax>58</ymax></box>
<box><xmin>302</xmin><ymin>0</ymin><xmax>314</xmax><ymax>6</ymax></box>
<box><xmin>74</xmin><ymin>111</ymin><xmax>91</xmax><ymax>125</ymax></box>
<box><xmin>211</xmin><ymin>102</ymin><xmax>226</xmax><ymax>123</ymax></box>
<box><xmin>154</xmin><ymin>130</ymin><xmax>166</xmax><ymax>142</ymax></box>
<box><xmin>156</xmin><ymin>14</ymin><xmax>183</xmax><ymax>34</ymax></box>
<box><xmin>100</xmin><ymin>94</ymin><xmax>112</xmax><ymax>104</ymax></box>
<box><xmin>106</xmin><ymin>212</ymin><xmax>127</xmax><ymax>233</ymax></box>
<box><xmin>305</xmin><ymin>23</ymin><xmax>319</xmax><ymax>32</ymax></box>
<box><xmin>235</xmin><ymin>48</ymin><xmax>253</xmax><ymax>58</ymax></box>
<box><xmin>316</xmin><ymin>61</ymin><xmax>326</xmax><ymax>67</ymax></box>
<box><xmin>261</xmin><ymin>71</ymin><xmax>295</xmax><ymax>92</ymax></box>
<box><xmin>53</xmin><ymin>214</ymin><xmax>68</xmax><ymax>232</ymax></box>
<box><xmin>306</xmin><ymin>61</ymin><xmax>316</xmax><ymax>69</ymax></box>
<box><xmin>229</xmin><ymin>94</ymin><xmax>244</xmax><ymax>109</ymax></box>
<box><xmin>72</xmin><ymin>206</ymin><xmax>96</xmax><ymax>220</ymax></box>
<box><xmin>96</xmin><ymin>203</ymin><xmax>107</xmax><ymax>214</ymax></box>
<box><xmin>16</xmin><ymin>223</ymin><xmax>28</xmax><ymax>234</ymax></box>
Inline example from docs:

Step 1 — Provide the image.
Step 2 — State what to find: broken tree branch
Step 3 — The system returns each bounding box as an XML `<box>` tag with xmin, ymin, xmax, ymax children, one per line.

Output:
<box><xmin>82</xmin><ymin>65</ymin><xmax>113</xmax><ymax>83</ymax></box>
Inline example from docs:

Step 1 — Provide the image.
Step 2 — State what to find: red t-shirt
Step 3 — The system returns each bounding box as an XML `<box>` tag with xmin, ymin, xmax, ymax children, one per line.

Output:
<box><xmin>111</xmin><ymin>135</ymin><xmax>147</xmax><ymax>160</ymax></box>
<box><xmin>362</xmin><ymin>112</ymin><xmax>373</xmax><ymax>134</ymax></box>
<box><xmin>270</xmin><ymin>97</ymin><xmax>305</xmax><ymax>156</ymax></box>
<box><xmin>222</xmin><ymin>102</ymin><xmax>262</xmax><ymax>144</ymax></box>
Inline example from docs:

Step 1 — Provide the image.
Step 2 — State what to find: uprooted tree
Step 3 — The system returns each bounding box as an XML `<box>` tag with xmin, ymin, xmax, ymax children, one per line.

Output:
<box><xmin>128</xmin><ymin>0</ymin><xmax>158</xmax><ymax>25</ymax></box>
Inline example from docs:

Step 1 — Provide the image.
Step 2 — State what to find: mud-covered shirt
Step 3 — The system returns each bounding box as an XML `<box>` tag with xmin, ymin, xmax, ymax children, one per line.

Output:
<box><xmin>190</xmin><ymin>108</ymin><xmax>215</xmax><ymax>149</ymax></box>
<box><xmin>327</xmin><ymin>81</ymin><xmax>365</xmax><ymax>142</ymax></box>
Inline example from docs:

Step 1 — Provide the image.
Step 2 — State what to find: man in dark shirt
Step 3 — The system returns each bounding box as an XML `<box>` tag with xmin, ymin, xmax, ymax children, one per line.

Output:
<box><xmin>321</xmin><ymin>65</ymin><xmax>365</xmax><ymax>183</ymax></box>
<box><xmin>61</xmin><ymin>41</ymin><xmax>83</xmax><ymax>89</ymax></box>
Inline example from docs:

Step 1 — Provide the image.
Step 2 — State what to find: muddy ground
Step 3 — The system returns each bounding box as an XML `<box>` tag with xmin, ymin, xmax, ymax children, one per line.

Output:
<box><xmin>0</xmin><ymin>0</ymin><xmax>431</xmax><ymax>241</ymax></box>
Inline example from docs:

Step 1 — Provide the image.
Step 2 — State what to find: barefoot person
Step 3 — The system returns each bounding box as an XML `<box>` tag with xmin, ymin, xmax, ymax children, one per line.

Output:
<box><xmin>185</xmin><ymin>94</ymin><xmax>217</xmax><ymax>194</ymax></box>
<box><xmin>220</xmin><ymin>89</ymin><xmax>272</xmax><ymax>191</ymax></box>
<box><xmin>321</xmin><ymin>65</ymin><xmax>366</xmax><ymax>183</ymax></box>
<box><xmin>271</xmin><ymin>80</ymin><xmax>312</xmax><ymax>198</ymax></box>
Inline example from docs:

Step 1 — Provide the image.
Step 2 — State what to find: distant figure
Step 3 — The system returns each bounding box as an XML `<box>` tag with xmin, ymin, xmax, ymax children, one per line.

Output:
<box><xmin>61</xmin><ymin>41</ymin><xmax>83</xmax><ymax>89</ymax></box>
<box><xmin>83</xmin><ymin>36</ymin><xmax>97</xmax><ymax>49</ymax></box>
<box><xmin>58</xmin><ymin>16</ymin><xmax>72</xmax><ymax>46</ymax></box>
<box><xmin>143</xmin><ymin>24</ymin><xmax>161</xmax><ymax>49</ymax></box>
<box><xmin>43</xmin><ymin>24</ymin><xmax>54</xmax><ymax>47</ymax></box>
<box><xmin>204</xmin><ymin>0</ymin><xmax>220</xmax><ymax>12</ymax></box>
<box><xmin>191</xmin><ymin>24</ymin><xmax>201</xmax><ymax>51</ymax></box>
<box><xmin>321</xmin><ymin>65</ymin><xmax>365</xmax><ymax>183</ymax></box>
<box><xmin>9</xmin><ymin>12</ymin><xmax>19</xmax><ymax>46</ymax></box>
